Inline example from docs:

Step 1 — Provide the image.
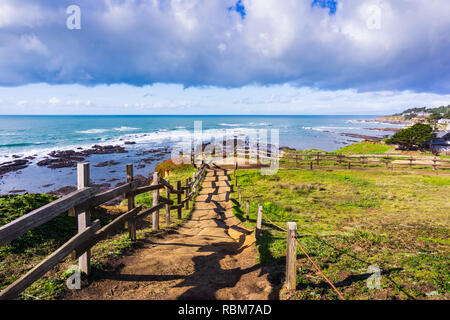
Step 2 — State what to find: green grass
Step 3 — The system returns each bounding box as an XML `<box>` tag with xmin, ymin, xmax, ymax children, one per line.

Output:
<box><xmin>231</xmin><ymin>168</ymin><xmax>450</xmax><ymax>300</ymax></box>
<box><xmin>333</xmin><ymin>142</ymin><xmax>394</xmax><ymax>154</ymax></box>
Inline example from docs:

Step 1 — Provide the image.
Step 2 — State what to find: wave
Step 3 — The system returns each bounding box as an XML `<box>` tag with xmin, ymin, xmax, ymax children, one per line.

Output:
<box><xmin>219</xmin><ymin>123</ymin><xmax>240</xmax><ymax>127</ymax></box>
<box><xmin>113</xmin><ymin>126</ymin><xmax>140</xmax><ymax>132</ymax></box>
<box><xmin>76</xmin><ymin>129</ymin><xmax>109</xmax><ymax>134</ymax></box>
<box><xmin>0</xmin><ymin>142</ymin><xmax>48</xmax><ymax>148</ymax></box>
<box><xmin>220</xmin><ymin>122</ymin><xmax>271</xmax><ymax>127</ymax></box>
<box><xmin>302</xmin><ymin>126</ymin><xmax>360</xmax><ymax>132</ymax></box>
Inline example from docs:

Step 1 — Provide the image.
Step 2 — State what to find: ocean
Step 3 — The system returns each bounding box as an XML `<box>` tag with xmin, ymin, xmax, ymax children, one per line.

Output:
<box><xmin>0</xmin><ymin>115</ymin><xmax>404</xmax><ymax>194</ymax></box>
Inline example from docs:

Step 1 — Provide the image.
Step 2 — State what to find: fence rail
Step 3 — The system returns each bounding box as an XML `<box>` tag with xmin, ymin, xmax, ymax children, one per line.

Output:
<box><xmin>233</xmin><ymin>165</ymin><xmax>346</xmax><ymax>299</ymax></box>
<box><xmin>0</xmin><ymin>161</ymin><xmax>207</xmax><ymax>300</ymax></box>
<box><xmin>280</xmin><ymin>152</ymin><xmax>450</xmax><ymax>172</ymax></box>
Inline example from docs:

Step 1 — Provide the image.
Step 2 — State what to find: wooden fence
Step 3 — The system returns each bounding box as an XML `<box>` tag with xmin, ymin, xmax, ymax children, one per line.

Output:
<box><xmin>280</xmin><ymin>152</ymin><xmax>450</xmax><ymax>172</ymax></box>
<box><xmin>0</xmin><ymin>161</ymin><xmax>207</xmax><ymax>300</ymax></box>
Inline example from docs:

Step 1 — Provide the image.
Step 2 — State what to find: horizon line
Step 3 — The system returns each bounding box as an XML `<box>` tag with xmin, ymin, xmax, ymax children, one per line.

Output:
<box><xmin>0</xmin><ymin>114</ymin><xmax>383</xmax><ymax>117</ymax></box>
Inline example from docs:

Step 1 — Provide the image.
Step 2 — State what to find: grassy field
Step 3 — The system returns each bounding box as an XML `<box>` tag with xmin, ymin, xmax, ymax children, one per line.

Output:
<box><xmin>230</xmin><ymin>168</ymin><xmax>450</xmax><ymax>300</ymax></box>
<box><xmin>333</xmin><ymin>142</ymin><xmax>395</xmax><ymax>154</ymax></box>
<box><xmin>0</xmin><ymin>165</ymin><xmax>197</xmax><ymax>300</ymax></box>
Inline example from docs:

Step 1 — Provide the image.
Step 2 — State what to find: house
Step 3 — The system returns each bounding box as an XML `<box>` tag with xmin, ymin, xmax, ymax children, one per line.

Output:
<box><xmin>430</xmin><ymin>130</ymin><xmax>450</xmax><ymax>154</ymax></box>
<box><xmin>437</xmin><ymin>119</ymin><xmax>450</xmax><ymax>124</ymax></box>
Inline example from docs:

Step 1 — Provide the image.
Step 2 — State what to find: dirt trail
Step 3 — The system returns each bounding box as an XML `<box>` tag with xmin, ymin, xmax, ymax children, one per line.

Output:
<box><xmin>65</xmin><ymin>168</ymin><xmax>279</xmax><ymax>300</ymax></box>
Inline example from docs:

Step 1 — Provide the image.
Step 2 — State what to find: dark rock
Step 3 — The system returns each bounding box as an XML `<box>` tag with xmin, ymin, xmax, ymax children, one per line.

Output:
<box><xmin>37</xmin><ymin>158</ymin><xmax>77</xmax><ymax>169</ymax></box>
<box><xmin>9</xmin><ymin>189</ymin><xmax>27</xmax><ymax>193</ymax></box>
<box><xmin>279</xmin><ymin>146</ymin><xmax>296</xmax><ymax>151</ymax></box>
<box><xmin>124</xmin><ymin>141</ymin><xmax>136</xmax><ymax>145</ymax></box>
<box><xmin>134</xmin><ymin>174</ymin><xmax>152</xmax><ymax>186</ymax></box>
<box><xmin>339</xmin><ymin>133</ymin><xmax>383</xmax><ymax>141</ymax></box>
<box><xmin>94</xmin><ymin>160</ymin><xmax>120</xmax><ymax>167</ymax></box>
<box><xmin>0</xmin><ymin>159</ymin><xmax>30</xmax><ymax>175</ymax></box>
<box><xmin>48</xmin><ymin>185</ymin><xmax>77</xmax><ymax>196</ymax></box>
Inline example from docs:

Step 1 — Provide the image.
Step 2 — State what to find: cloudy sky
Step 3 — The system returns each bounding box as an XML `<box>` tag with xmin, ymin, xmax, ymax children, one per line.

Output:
<box><xmin>0</xmin><ymin>0</ymin><xmax>449</xmax><ymax>115</ymax></box>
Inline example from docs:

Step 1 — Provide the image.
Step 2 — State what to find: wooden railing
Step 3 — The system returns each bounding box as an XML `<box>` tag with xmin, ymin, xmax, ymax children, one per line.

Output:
<box><xmin>280</xmin><ymin>152</ymin><xmax>450</xmax><ymax>172</ymax></box>
<box><xmin>0</xmin><ymin>162</ymin><xmax>207</xmax><ymax>300</ymax></box>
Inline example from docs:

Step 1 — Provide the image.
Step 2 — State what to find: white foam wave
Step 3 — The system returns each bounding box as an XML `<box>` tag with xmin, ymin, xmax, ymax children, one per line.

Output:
<box><xmin>219</xmin><ymin>123</ymin><xmax>240</xmax><ymax>127</ymax></box>
<box><xmin>113</xmin><ymin>126</ymin><xmax>140</xmax><ymax>132</ymax></box>
<box><xmin>77</xmin><ymin>129</ymin><xmax>109</xmax><ymax>134</ymax></box>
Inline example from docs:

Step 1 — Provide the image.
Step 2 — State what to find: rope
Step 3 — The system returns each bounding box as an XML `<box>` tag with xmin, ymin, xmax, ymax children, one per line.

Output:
<box><xmin>260</xmin><ymin>212</ymin><xmax>346</xmax><ymax>300</ymax></box>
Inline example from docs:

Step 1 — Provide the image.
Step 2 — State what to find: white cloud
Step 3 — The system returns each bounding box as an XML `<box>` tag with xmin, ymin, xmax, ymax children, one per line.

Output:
<box><xmin>19</xmin><ymin>34</ymin><xmax>49</xmax><ymax>56</ymax></box>
<box><xmin>0</xmin><ymin>0</ymin><xmax>448</xmax><ymax>93</ymax></box>
<box><xmin>0</xmin><ymin>83</ymin><xmax>448</xmax><ymax>115</ymax></box>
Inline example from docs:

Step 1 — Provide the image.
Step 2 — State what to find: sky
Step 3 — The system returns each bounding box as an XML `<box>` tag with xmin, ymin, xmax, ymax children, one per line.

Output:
<box><xmin>0</xmin><ymin>0</ymin><xmax>449</xmax><ymax>115</ymax></box>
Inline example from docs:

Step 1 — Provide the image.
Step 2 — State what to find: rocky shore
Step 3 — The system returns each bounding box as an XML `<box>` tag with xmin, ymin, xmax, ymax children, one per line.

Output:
<box><xmin>0</xmin><ymin>142</ymin><xmax>173</xmax><ymax>195</ymax></box>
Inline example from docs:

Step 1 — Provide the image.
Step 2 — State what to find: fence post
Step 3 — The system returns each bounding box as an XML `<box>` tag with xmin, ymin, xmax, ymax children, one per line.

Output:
<box><xmin>126</xmin><ymin>164</ymin><xmax>136</xmax><ymax>241</ymax></box>
<box><xmin>238</xmin><ymin>186</ymin><xmax>242</xmax><ymax>206</ymax></box>
<box><xmin>177</xmin><ymin>180</ymin><xmax>182</xmax><ymax>219</ymax></box>
<box><xmin>245</xmin><ymin>147</ymin><xmax>249</xmax><ymax>165</ymax></box>
<box><xmin>185</xmin><ymin>178</ymin><xmax>189</xmax><ymax>210</ymax></box>
<box><xmin>77</xmin><ymin>162</ymin><xmax>91</xmax><ymax>275</ymax></box>
<box><xmin>256</xmin><ymin>204</ymin><xmax>263</xmax><ymax>238</ymax></box>
<box><xmin>409</xmin><ymin>157</ymin><xmax>413</xmax><ymax>169</ymax></box>
<box><xmin>234</xmin><ymin>162</ymin><xmax>238</xmax><ymax>185</ymax></box>
<box><xmin>348</xmin><ymin>161</ymin><xmax>351</xmax><ymax>170</ymax></box>
<box><xmin>246</xmin><ymin>199</ymin><xmax>250</xmax><ymax>221</ymax></box>
<box><xmin>286</xmin><ymin>222</ymin><xmax>298</xmax><ymax>291</ymax></box>
<box><xmin>310</xmin><ymin>161</ymin><xmax>313</xmax><ymax>170</ymax></box>
<box><xmin>152</xmin><ymin>172</ymin><xmax>159</xmax><ymax>230</ymax></box>
<box><xmin>316</xmin><ymin>152</ymin><xmax>320</xmax><ymax>165</ymax></box>
<box><xmin>165</xmin><ymin>178</ymin><xmax>170</xmax><ymax>227</ymax></box>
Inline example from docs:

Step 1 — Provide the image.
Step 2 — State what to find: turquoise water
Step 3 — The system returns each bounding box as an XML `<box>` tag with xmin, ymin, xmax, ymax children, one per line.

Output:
<box><xmin>0</xmin><ymin>115</ymin><xmax>403</xmax><ymax>193</ymax></box>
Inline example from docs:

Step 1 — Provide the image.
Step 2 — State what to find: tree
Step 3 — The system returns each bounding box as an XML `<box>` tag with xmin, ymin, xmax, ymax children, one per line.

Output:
<box><xmin>385</xmin><ymin>123</ymin><xmax>434</xmax><ymax>150</ymax></box>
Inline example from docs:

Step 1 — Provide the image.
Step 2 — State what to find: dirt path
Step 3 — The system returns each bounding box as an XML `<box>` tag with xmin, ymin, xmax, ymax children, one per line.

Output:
<box><xmin>65</xmin><ymin>168</ymin><xmax>279</xmax><ymax>300</ymax></box>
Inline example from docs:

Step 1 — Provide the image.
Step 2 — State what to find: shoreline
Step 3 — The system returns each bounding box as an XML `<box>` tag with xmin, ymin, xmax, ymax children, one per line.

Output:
<box><xmin>0</xmin><ymin>117</ymin><xmax>403</xmax><ymax>195</ymax></box>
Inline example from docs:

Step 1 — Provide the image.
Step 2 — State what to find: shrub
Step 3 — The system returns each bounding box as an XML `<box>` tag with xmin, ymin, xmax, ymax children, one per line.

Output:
<box><xmin>155</xmin><ymin>159</ymin><xmax>192</xmax><ymax>176</ymax></box>
<box><xmin>385</xmin><ymin>123</ymin><xmax>434</xmax><ymax>150</ymax></box>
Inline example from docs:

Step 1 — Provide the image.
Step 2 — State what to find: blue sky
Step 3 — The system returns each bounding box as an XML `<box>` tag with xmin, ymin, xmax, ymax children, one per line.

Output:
<box><xmin>0</xmin><ymin>0</ymin><xmax>449</xmax><ymax>115</ymax></box>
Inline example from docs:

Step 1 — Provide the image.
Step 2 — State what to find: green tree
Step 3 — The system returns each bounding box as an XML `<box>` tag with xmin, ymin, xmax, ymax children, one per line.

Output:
<box><xmin>385</xmin><ymin>123</ymin><xmax>434</xmax><ymax>150</ymax></box>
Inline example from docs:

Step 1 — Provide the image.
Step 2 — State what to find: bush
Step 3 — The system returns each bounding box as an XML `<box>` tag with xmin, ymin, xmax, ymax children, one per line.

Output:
<box><xmin>385</xmin><ymin>123</ymin><xmax>434</xmax><ymax>150</ymax></box>
<box><xmin>155</xmin><ymin>159</ymin><xmax>192</xmax><ymax>176</ymax></box>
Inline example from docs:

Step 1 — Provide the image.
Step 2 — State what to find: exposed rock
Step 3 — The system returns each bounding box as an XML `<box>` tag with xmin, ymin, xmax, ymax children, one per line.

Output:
<box><xmin>48</xmin><ymin>185</ymin><xmax>77</xmax><ymax>196</ymax></box>
<box><xmin>37</xmin><ymin>158</ymin><xmax>77</xmax><ymax>169</ymax></box>
<box><xmin>0</xmin><ymin>159</ymin><xmax>29</xmax><ymax>175</ymax></box>
<box><xmin>134</xmin><ymin>174</ymin><xmax>152</xmax><ymax>186</ymax></box>
<box><xmin>124</xmin><ymin>141</ymin><xmax>136</xmax><ymax>145</ymax></box>
<box><xmin>279</xmin><ymin>146</ymin><xmax>296</xmax><ymax>151</ymax></box>
<box><xmin>9</xmin><ymin>189</ymin><xmax>27</xmax><ymax>194</ymax></box>
<box><xmin>339</xmin><ymin>133</ymin><xmax>385</xmax><ymax>141</ymax></box>
<box><xmin>94</xmin><ymin>160</ymin><xmax>120</xmax><ymax>167</ymax></box>
<box><xmin>37</xmin><ymin>145</ymin><xmax>128</xmax><ymax>169</ymax></box>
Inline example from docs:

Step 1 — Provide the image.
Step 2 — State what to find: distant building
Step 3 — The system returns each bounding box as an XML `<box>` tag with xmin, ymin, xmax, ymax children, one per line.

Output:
<box><xmin>430</xmin><ymin>130</ymin><xmax>450</xmax><ymax>154</ymax></box>
<box><xmin>437</xmin><ymin>119</ymin><xmax>450</xmax><ymax>124</ymax></box>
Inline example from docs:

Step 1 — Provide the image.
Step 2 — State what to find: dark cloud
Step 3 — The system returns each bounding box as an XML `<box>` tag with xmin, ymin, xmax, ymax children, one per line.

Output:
<box><xmin>0</xmin><ymin>0</ymin><xmax>449</xmax><ymax>94</ymax></box>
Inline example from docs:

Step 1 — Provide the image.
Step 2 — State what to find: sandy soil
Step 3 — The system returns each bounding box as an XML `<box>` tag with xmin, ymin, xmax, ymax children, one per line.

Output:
<box><xmin>64</xmin><ymin>168</ymin><xmax>280</xmax><ymax>300</ymax></box>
